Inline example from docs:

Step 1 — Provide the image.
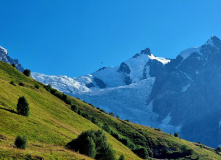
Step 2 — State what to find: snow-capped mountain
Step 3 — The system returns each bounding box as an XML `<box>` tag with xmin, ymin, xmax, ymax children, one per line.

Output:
<box><xmin>2</xmin><ymin>36</ymin><xmax>221</xmax><ymax>148</ymax></box>
<box><xmin>0</xmin><ymin>46</ymin><xmax>24</xmax><ymax>72</ymax></box>
<box><xmin>32</xmin><ymin>48</ymin><xmax>171</xmax><ymax>128</ymax></box>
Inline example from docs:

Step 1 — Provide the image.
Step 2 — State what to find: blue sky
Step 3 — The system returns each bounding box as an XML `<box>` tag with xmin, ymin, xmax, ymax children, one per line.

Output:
<box><xmin>0</xmin><ymin>0</ymin><xmax>221</xmax><ymax>77</ymax></box>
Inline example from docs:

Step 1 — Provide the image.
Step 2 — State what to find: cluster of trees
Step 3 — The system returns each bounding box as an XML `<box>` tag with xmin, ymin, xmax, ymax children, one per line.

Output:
<box><xmin>66</xmin><ymin>130</ymin><xmax>117</xmax><ymax>160</ymax></box>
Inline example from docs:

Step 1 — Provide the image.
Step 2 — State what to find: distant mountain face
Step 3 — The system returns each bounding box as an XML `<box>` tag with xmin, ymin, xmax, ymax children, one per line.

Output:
<box><xmin>0</xmin><ymin>46</ymin><xmax>24</xmax><ymax>72</ymax></box>
<box><xmin>3</xmin><ymin>36</ymin><xmax>221</xmax><ymax>148</ymax></box>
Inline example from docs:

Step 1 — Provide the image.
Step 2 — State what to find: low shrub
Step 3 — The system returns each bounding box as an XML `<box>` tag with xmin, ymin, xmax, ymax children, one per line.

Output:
<box><xmin>19</xmin><ymin>82</ymin><xmax>25</xmax><ymax>86</ymax></box>
<box><xmin>10</xmin><ymin>81</ymin><xmax>16</xmax><ymax>86</ymax></box>
<box><xmin>14</xmin><ymin>135</ymin><xmax>28</xmax><ymax>149</ymax></box>
<box><xmin>34</xmin><ymin>84</ymin><xmax>39</xmax><ymax>89</ymax></box>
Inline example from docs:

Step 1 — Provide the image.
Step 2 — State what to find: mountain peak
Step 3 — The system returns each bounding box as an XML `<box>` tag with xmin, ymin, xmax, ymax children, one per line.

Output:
<box><xmin>140</xmin><ymin>48</ymin><xmax>151</xmax><ymax>55</ymax></box>
<box><xmin>0</xmin><ymin>46</ymin><xmax>8</xmax><ymax>55</ymax></box>
<box><xmin>204</xmin><ymin>36</ymin><xmax>221</xmax><ymax>47</ymax></box>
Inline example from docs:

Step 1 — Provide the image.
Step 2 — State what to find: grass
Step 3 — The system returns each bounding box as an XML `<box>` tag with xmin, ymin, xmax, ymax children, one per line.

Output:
<box><xmin>0</xmin><ymin>61</ymin><xmax>220</xmax><ymax>160</ymax></box>
<box><xmin>0</xmin><ymin>61</ymin><xmax>140</xmax><ymax>160</ymax></box>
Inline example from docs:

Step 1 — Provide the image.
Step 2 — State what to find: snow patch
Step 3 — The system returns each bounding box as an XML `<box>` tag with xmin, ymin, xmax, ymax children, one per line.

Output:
<box><xmin>125</xmin><ymin>54</ymin><xmax>150</xmax><ymax>82</ymax></box>
<box><xmin>148</xmin><ymin>54</ymin><xmax>171</xmax><ymax>65</ymax></box>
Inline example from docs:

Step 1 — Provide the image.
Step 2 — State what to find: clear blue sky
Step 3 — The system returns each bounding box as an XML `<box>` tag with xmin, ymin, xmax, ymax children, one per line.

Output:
<box><xmin>0</xmin><ymin>0</ymin><xmax>221</xmax><ymax>77</ymax></box>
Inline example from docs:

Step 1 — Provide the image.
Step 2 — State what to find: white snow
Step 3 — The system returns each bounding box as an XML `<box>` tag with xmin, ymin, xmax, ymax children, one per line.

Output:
<box><xmin>124</xmin><ymin>53</ymin><xmax>150</xmax><ymax>82</ymax></box>
<box><xmin>0</xmin><ymin>46</ymin><xmax>8</xmax><ymax>55</ymax></box>
<box><xmin>92</xmin><ymin>66</ymin><xmax>125</xmax><ymax>87</ymax></box>
<box><xmin>148</xmin><ymin>54</ymin><xmax>171</xmax><ymax>65</ymax></box>
<box><xmin>179</xmin><ymin>47</ymin><xmax>201</xmax><ymax>60</ymax></box>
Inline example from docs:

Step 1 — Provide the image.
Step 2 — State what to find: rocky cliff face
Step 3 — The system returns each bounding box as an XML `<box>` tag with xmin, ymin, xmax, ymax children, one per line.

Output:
<box><xmin>0</xmin><ymin>46</ymin><xmax>24</xmax><ymax>72</ymax></box>
<box><xmin>148</xmin><ymin>36</ymin><xmax>221</xmax><ymax>147</ymax></box>
<box><xmin>4</xmin><ymin>36</ymin><xmax>221</xmax><ymax>148</ymax></box>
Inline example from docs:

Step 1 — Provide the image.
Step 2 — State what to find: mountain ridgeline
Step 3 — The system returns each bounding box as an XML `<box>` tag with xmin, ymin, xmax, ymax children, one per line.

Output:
<box><xmin>1</xmin><ymin>36</ymin><xmax>221</xmax><ymax>150</ymax></box>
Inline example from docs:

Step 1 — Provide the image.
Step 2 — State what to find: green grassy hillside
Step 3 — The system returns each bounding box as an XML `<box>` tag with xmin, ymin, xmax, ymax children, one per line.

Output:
<box><xmin>0</xmin><ymin>61</ymin><xmax>220</xmax><ymax>160</ymax></box>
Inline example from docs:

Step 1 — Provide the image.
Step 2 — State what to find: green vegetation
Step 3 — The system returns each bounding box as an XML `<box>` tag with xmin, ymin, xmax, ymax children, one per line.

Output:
<box><xmin>119</xmin><ymin>154</ymin><xmax>126</xmax><ymax>160</ymax></box>
<box><xmin>67</xmin><ymin>130</ymin><xmax>116</xmax><ymax>160</ymax></box>
<box><xmin>10</xmin><ymin>80</ymin><xmax>16</xmax><ymax>86</ymax></box>
<box><xmin>14</xmin><ymin>135</ymin><xmax>28</xmax><ymax>149</ymax></box>
<box><xmin>17</xmin><ymin>96</ymin><xmax>30</xmax><ymax>117</ymax></box>
<box><xmin>34</xmin><ymin>83</ymin><xmax>39</xmax><ymax>89</ymax></box>
<box><xmin>19</xmin><ymin>82</ymin><xmax>25</xmax><ymax>86</ymax></box>
<box><xmin>174</xmin><ymin>132</ymin><xmax>179</xmax><ymax>137</ymax></box>
<box><xmin>0</xmin><ymin>61</ymin><xmax>220</xmax><ymax>160</ymax></box>
<box><xmin>12</xmin><ymin>63</ymin><xmax>16</xmax><ymax>68</ymax></box>
<box><xmin>23</xmin><ymin>69</ymin><xmax>31</xmax><ymax>77</ymax></box>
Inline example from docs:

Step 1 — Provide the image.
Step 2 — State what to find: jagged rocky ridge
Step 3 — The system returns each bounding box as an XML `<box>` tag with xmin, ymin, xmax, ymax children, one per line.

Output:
<box><xmin>0</xmin><ymin>46</ymin><xmax>24</xmax><ymax>72</ymax></box>
<box><xmin>2</xmin><ymin>36</ymin><xmax>221</xmax><ymax>148</ymax></box>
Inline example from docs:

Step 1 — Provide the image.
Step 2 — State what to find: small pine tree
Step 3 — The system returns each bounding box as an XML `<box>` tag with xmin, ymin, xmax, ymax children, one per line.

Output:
<box><xmin>14</xmin><ymin>135</ymin><xmax>28</xmax><ymax>149</ymax></box>
<box><xmin>174</xmin><ymin>132</ymin><xmax>179</xmax><ymax>137</ymax></box>
<box><xmin>12</xmin><ymin>63</ymin><xmax>16</xmax><ymax>68</ymax></box>
<box><xmin>119</xmin><ymin>154</ymin><xmax>126</xmax><ymax>160</ymax></box>
<box><xmin>34</xmin><ymin>84</ymin><xmax>39</xmax><ymax>89</ymax></box>
<box><xmin>17</xmin><ymin>96</ymin><xmax>30</xmax><ymax>117</ymax></box>
<box><xmin>117</xmin><ymin>115</ymin><xmax>120</xmax><ymax>119</ymax></box>
<box><xmin>23</xmin><ymin>69</ymin><xmax>31</xmax><ymax>77</ymax></box>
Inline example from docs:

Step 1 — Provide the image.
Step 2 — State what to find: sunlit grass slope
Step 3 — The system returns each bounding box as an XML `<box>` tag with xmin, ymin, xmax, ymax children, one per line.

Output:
<box><xmin>0</xmin><ymin>61</ymin><xmax>220</xmax><ymax>160</ymax></box>
<box><xmin>0</xmin><ymin>61</ymin><xmax>139</xmax><ymax>160</ymax></box>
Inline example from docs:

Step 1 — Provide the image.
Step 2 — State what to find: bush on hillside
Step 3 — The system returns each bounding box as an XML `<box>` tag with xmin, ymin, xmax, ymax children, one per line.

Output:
<box><xmin>174</xmin><ymin>133</ymin><xmax>179</xmax><ymax>137</ymax></box>
<box><xmin>12</xmin><ymin>63</ymin><xmax>16</xmax><ymax>68</ymax></box>
<box><xmin>34</xmin><ymin>84</ymin><xmax>39</xmax><ymax>89</ymax></box>
<box><xmin>14</xmin><ymin>135</ymin><xmax>28</xmax><ymax>149</ymax></box>
<box><xmin>119</xmin><ymin>154</ymin><xmax>126</xmax><ymax>160</ymax></box>
<box><xmin>23</xmin><ymin>69</ymin><xmax>31</xmax><ymax>77</ymax></box>
<box><xmin>102</xmin><ymin>123</ymin><xmax>111</xmax><ymax>134</ymax></box>
<box><xmin>91</xmin><ymin>117</ymin><xmax>98</xmax><ymax>125</ymax></box>
<box><xmin>71</xmin><ymin>104</ymin><xmax>78</xmax><ymax>113</ymax></box>
<box><xmin>133</xmin><ymin>147</ymin><xmax>149</xmax><ymax>159</ymax></box>
<box><xmin>19</xmin><ymin>82</ymin><xmax>25</xmax><ymax>86</ymax></box>
<box><xmin>216</xmin><ymin>147</ymin><xmax>221</xmax><ymax>152</ymax></box>
<box><xmin>17</xmin><ymin>96</ymin><xmax>30</xmax><ymax>117</ymax></box>
<box><xmin>66</xmin><ymin>130</ymin><xmax>116</xmax><ymax>160</ymax></box>
<box><xmin>10</xmin><ymin>81</ymin><xmax>16</xmax><ymax>86</ymax></box>
<box><xmin>45</xmin><ymin>84</ymin><xmax>52</xmax><ymax>92</ymax></box>
<box><xmin>109</xmin><ymin>112</ymin><xmax>114</xmax><ymax>117</ymax></box>
<box><xmin>155</xmin><ymin>128</ymin><xmax>162</xmax><ymax>131</ymax></box>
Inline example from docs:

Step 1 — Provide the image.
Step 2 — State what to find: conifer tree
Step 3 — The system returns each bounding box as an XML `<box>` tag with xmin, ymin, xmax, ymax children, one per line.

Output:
<box><xmin>17</xmin><ymin>96</ymin><xmax>30</xmax><ymax>117</ymax></box>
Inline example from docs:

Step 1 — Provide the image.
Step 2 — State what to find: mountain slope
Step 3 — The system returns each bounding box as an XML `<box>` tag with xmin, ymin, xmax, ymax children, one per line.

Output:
<box><xmin>0</xmin><ymin>61</ymin><xmax>139</xmax><ymax>160</ymax></box>
<box><xmin>31</xmin><ymin>36</ymin><xmax>221</xmax><ymax>148</ymax></box>
<box><xmin>0</xmin><ymin>60</ymin><xmax>221</xmax><ymax>159</ymax></box>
